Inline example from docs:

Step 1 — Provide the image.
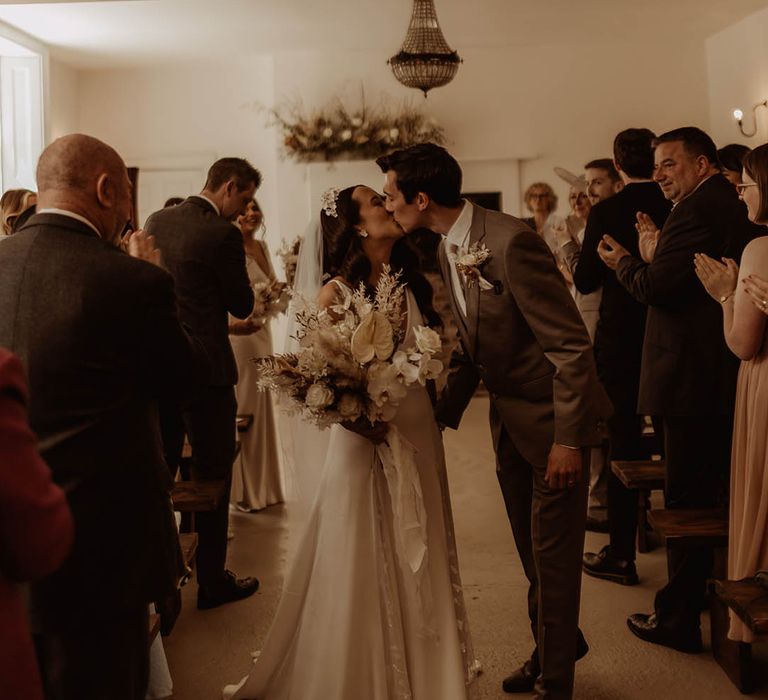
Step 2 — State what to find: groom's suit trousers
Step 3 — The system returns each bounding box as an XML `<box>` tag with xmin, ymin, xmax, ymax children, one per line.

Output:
<box><xmin>491</xmin><ymin>403</ymin><xmax>589</xmax><ymax>700</ymax></box>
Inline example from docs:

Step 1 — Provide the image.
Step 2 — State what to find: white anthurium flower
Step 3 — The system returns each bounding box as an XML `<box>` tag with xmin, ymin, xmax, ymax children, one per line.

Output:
<box><xmin>305</xmin><ymin>383</ymin><xmax>335</xmax><ymax>409</ymax></box>
<box><xmin>413</xmin><ymin>326</ymin><xmax>441</xmax><ymax>356</ymax></box>
<box><xmin>351</xmin><ymin>311</ymin><xmax>394</xmax><ymax>364</ymax></box>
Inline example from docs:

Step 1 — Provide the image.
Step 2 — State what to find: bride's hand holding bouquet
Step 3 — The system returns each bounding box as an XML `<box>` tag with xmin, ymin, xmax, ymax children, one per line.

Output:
<box><xmin>253</xmin><ymin>267</ymin><xmax>443</xmax><ymax>443</ymax></box>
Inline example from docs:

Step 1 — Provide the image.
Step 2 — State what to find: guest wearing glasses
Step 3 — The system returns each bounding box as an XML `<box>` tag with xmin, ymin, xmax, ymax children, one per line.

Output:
<box><xmin>522</xmin><ymin>182</ymin><xmax>558</xmax><ymax>235</ymax></box>
<box><xmin>694</xmin><ymin>142</ymin><xmax>768</xmax><ymax>644</ymax></box>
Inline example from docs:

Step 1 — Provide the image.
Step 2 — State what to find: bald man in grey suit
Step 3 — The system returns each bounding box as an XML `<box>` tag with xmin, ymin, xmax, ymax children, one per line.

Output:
<box><xmin>379</xmin><ymin>145</ymin><xmax>611</xmax><ymax>700</ymax></box>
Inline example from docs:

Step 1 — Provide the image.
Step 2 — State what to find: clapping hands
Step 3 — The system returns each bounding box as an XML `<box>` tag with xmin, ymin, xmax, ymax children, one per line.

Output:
<box><xmin>693</xmin><ymin>253</ymin><xmax>738</xmax><ymax>302</ymax></box>
<box><xmin>124</xmin><ymin>229</ymin><xmax>163</xmax><ymax>268</ymax></box>
<box><xmin>743</xmin><ymin>274</ymin><xmax>768</xmax><ymax>315</ymax></box>
<box><xmin>229</xmin><ymin>317</ymin><xmax>264</xmax><ymax>336</ymax></box>
<box><xmin>549</xmin><ymin>218</ymin><xmax>573</xmax><ymax>248</ymax></box>
<box><xmin>597</xmin><ymin>234</ymin><xmax>629</xmax><ymax>270</ymax></box>
<box><xmin>636</xmin><ymin>213</ymin><xmax>660</xmax><ymax>263</ymax></box>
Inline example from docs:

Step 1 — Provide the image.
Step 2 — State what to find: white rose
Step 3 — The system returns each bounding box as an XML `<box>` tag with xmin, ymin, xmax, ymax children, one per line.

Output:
<box><xmin>305</xmin><ymin>383</ymin><xmax>334</xmax><ymax>409</ymax></box>
<box><xmin>341</xmin><ymin>129</ymin><xmax>352</xmax><ymax>141</ymax></box>
<box><xmin>389</xmin><ymin>128</ymin><xmax>400</xmax><ymax>140</ymax></box>
<box><xmin>338</xmin><ymin>392</ymin><xmax>364</xmax><ymax>419</ymax></box>
<box><xmin>322</xmin><ymin>127</ymin><xmax>333</xmax><ymax>138</ymax></box>
<box><xmin>413</xmin><ymin>326</ymin><xmax>441</xmax><ymax>356</ymax></box>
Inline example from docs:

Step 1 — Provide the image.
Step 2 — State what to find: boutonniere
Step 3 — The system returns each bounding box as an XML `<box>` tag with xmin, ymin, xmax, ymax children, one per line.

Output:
<box><xmin>451</xmin><ymin>243</ymin><xmax>494</xmax><ymax>290</ymax></box>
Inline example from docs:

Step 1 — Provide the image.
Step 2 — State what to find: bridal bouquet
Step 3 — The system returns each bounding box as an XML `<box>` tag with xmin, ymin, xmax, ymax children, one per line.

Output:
<box><xmin>276</xmin><ymin>236</ymin><xmax>302</xmax><ymax>288</ymax></box>
<box><xmin>251</xmin><ymin>279</ymin><xmax>289</xmax><ymax>322</ymax></box>
<box><xmin>254</xmin><ymin>268</ymin><xmax>443</xmax><ymax>429</ymax></box>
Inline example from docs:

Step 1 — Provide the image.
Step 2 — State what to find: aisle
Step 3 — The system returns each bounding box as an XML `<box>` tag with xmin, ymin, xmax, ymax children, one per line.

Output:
<box><xmin>163</xmin><ymin>396</ymin><xmax>763</xmax><ymax>699</ymax></box>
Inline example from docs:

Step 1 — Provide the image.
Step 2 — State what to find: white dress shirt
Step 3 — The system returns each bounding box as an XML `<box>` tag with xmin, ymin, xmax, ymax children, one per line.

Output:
<box><xmin>444</xmin><ymin>199</ymin><xmax>474</xmax><ymax>316</ymax></box>
<box><xmin>197</xmin><ymin>194</ymin><xmax>221</xmax><ymax>216</ymax></box>
<box><xmin>37</xmin><ymin>208</ymin><xmax>102</xmax><ymax>238</ymax></box>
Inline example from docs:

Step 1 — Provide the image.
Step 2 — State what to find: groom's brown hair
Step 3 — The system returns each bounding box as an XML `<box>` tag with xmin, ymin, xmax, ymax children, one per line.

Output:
<box><xmin>377</xmin><ymin>143</ymin><xmax>462</xmax><ymax>208</ymax></box>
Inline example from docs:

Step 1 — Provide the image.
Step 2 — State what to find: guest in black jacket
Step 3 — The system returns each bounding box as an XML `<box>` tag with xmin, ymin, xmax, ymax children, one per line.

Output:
<box><xmin>598</xmin><ymin>126</ymin><xmax>759</xmax><ymax>652</ymax></box>
<box><xmin>559</xmin><ymin>128</ymin><xmax>671</xmax><ymax>585</ymax></box>
<box><xmin>0</xmin><ymin>133</ymin><xmax>206</xmax><ymax>699</ymax></box>
<box><xmin>144</xmin><ymin>158</ymin><xmax>260</xmax><ymax>610</ymax></box>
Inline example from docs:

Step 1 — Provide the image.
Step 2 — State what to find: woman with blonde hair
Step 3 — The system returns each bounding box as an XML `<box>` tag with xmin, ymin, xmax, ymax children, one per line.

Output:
<box><xmin>1</xmin><ymin>189</ymin><xmax>36</xmax><ymax>236</ymax></box>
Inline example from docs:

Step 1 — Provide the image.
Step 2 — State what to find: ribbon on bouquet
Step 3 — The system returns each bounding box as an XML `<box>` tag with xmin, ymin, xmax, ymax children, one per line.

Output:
<box><xmin>376</xmin><ymin>425</ymin><xmax>436</xmax><ymax>640</ymax></box>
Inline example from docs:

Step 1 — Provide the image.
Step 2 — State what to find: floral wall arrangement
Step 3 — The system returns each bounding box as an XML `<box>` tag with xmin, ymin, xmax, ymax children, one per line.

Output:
<box><xmin>270</xmin><ymin>94</ymin><xmax>446</xmax><ymax>162</ymax></box>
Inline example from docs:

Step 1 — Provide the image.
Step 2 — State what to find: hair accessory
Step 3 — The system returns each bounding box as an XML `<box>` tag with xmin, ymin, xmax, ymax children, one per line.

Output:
<box><xmin>321</xmin><ymin>187</ymin><xmax>341</xmax><ymax>218</ymax></box>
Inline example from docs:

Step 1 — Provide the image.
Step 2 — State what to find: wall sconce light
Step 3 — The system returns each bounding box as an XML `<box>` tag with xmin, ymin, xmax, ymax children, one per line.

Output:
<box><xmin>733</xmin><ymin>100</ymin><xmax>768</xmax><ymax>137</ymax></box>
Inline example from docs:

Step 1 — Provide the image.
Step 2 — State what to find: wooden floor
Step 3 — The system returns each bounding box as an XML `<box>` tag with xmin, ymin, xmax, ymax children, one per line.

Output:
<box><xmin>161</xmin><ymin>397</ymin><xmax>768</xmax><ymax>699</ymax></box>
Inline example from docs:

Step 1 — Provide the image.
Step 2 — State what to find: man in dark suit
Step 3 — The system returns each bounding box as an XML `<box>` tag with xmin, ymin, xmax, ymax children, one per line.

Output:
<box><xmin>559</xmin><ymin>128</ymin><xmax>671</xmax><ymax>585</ymax></box>
<box><xmin>599</xmin><ymin>126</ymin><xmax>757</xmax><ymax>651</ymax></box>
<box><xmin>379</xmin><ymin>144</ymin><xmax>611</xmax><ymax>699</ymax></box>
<box><xmin>0</xmin><ymin>133</ymin><xmax>206</xmax><ymax>699</ymax></box>
<box><xmin>144</xmin><ymin>158</ymin><xmax>260</xmax><ymax>609</ymax></box>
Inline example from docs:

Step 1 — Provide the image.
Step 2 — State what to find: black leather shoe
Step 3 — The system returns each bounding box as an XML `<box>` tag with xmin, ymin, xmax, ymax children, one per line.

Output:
<box><xmin>583</xmin><ymin>545</ymin><xmax>639</xmax><ymax>585</ymax></box>
<box><xmin>626</xmin><ymin>613</ymin><xmax>703</xmax><ymax>653</ymax></box>
<box><xmin>197</xmin><ymin>570</ymin><xmax>259</xmax><ymax>610</ymax></box>
<box><xmin>501</xmin><ymin>631</ymin><xmax>589</xmax><ymax>693</ymax></box>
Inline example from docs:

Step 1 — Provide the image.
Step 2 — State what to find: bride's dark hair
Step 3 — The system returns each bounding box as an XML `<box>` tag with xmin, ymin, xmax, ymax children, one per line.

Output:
<box><xmin>320</xmin><ymin>185</ymin><xmax>440</xmax><ymax>328</ymax></box>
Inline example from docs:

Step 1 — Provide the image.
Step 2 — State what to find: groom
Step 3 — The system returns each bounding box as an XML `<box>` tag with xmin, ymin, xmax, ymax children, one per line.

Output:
<box><xmin>378</xmin><ymin>144</ymin><xmax>610</xmax><ymax>699</ymax></box>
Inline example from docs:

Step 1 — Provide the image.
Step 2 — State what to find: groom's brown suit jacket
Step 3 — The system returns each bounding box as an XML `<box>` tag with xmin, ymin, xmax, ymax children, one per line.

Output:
<box><xmin>436</xmin><ymin>204</ymin><xmax>611</xmax><ymax>467</ymax></box>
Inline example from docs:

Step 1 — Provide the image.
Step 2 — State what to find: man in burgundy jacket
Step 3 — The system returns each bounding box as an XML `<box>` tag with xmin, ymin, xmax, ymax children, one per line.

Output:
<box><xmin>0</xmin><ymin>348</ymin><xmax>73</xmax><ymax>700</ymax></box>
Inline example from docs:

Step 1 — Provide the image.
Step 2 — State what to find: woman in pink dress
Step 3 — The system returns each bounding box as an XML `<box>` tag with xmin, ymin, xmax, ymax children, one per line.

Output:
<box><xmin>694</xmin><ymin>143</ymin><xmax>768</xmax><ymax>642</ymax></box>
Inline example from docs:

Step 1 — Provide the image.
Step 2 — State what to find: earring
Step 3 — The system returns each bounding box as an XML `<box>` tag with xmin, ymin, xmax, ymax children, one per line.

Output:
<box><xmin>358</xmin><ymin>229</ymin><xmax>369</xmax><ymax>238</ymax></box>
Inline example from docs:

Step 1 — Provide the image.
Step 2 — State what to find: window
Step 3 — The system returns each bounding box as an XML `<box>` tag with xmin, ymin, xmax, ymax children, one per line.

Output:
<box><xmin>0</xmin><ymin>36</ymin><xmax>43</xmax><ymax>192</ymax></box>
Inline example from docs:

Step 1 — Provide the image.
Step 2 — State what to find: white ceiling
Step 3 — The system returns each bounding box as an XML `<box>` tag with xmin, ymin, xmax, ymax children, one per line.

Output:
<box><xmin>0</xmin><ymin>0</ymin><xmax>765</xmax><ymax>69</ymax></box>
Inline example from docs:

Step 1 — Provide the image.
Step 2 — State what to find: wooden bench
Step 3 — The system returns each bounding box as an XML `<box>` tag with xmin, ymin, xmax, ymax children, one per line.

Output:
<box><xmin>648</xmin><ymin>508</ymin><xmax>729</xmax><ymax>548</ymax></box>
<box><xmin>171</xmin><ymin>480</ymin><xmax>227</xmax><ymax>513</ymax></box>
<box><xmin>611</xmin><ymin>459</ymin><xmax>665</xmax><ymax>553</ymax></box>
<box><xmin>709</xmin><ymin>578</ymin><xmax>768</xmax><ymax>693</ymax></box>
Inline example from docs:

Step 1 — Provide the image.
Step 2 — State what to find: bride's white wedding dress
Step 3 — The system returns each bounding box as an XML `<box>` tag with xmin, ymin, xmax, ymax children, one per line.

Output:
<box><xmin>225</xmin><ymin>286</ymin><xmax>477</xmax><ymax>700</ymax></box>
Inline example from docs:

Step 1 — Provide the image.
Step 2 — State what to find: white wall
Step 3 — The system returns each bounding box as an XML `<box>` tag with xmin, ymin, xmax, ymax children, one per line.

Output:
<box><xmin>75</xmin><ymin>54</ymin><xmax>279</xmax><ymax>234</ymax></box>
<box><xmin>707</xmin><ymin>5</ymin><xmax>768</xmax><ymax>149</ymax></box>
<box><xmin>49</xmin><ymin>59</ymin><xmax>79</xmax><ymax>140</ymax></box>
<box><xmin>270</xmin><ymin>39</ymin><xmax>710</xmax><ymax>228</ymax></box>
<box><xmin>56</xmin><ymin>37</ymin><xmax>711</xmax><ymax>240</ymax></box>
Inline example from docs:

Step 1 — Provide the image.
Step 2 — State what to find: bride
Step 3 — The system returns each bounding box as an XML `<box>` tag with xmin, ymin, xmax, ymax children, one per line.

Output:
<box><xmin>224</xmin><ymin>185</ymin><xmax>478</xmax><ymax>700</ymax></box>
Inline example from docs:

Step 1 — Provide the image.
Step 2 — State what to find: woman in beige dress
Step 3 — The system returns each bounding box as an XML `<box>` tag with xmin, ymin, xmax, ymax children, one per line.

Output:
<box><xmin>228</xmin><ymin>200</ymin><xmax>286</xmax><ymax>511</ymax></box>
<box><xmin>694</xmin><ymin>143</ymin><xmax>768</xmax><ymax>642</ymax></box>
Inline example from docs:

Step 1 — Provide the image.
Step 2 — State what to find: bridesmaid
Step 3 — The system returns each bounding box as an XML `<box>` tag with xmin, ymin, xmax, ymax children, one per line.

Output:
<box><xmin>228</xmin><ymin>200</ymin><xmax>286</xmax><ymax>512</ymax></box>
<box><xmin>694</xmin><ymin>142</ymin><xmax>768</xmax><ymax>642</ymax></box>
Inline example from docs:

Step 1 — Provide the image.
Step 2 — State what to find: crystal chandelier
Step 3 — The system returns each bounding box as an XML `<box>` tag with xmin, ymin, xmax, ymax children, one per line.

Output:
<box><xmin>388</xmin><ymin>0</ymin><xmax>462</xmax><ymax>97</ymax></box>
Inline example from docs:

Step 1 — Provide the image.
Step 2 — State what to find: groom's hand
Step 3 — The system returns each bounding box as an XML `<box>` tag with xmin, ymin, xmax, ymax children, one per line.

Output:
<box><xmin>545</xmin><ymin>444</ymin><xmax>583</xmax><ymax>490</ymax></box>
